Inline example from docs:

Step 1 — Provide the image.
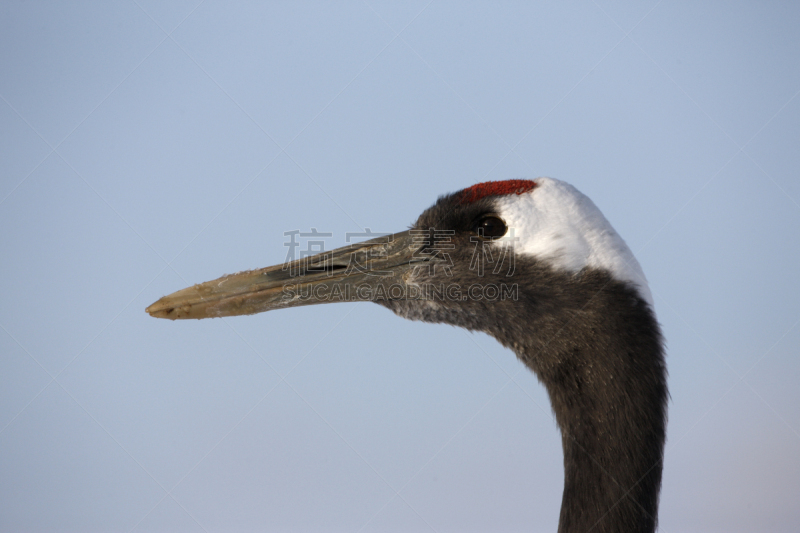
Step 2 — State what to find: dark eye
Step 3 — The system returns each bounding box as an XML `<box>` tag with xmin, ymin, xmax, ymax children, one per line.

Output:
<box><xmin>476</xmin><ymin>216</ymin><xmax>507</xmax><ymax>238</ymax></box>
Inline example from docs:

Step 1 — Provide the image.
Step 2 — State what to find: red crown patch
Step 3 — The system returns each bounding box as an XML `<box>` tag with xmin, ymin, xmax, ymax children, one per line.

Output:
<box><xmin>459</xmin><ymin>179</ymin><xmax>537</xmax><ymax>205</ymax></box>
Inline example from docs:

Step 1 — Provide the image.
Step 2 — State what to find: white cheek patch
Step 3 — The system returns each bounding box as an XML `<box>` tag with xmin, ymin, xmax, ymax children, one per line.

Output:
<box><xmin>492</xmin><ymin>177</ymin><xmax>654</xmax><ymax>307</ymax></box>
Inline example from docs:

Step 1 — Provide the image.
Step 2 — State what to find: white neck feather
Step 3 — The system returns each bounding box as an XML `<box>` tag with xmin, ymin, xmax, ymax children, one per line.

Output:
<box><xmin>493</xmin><ymin>177</ymin><xmax>654</xmax><ymax>307</ymax></box>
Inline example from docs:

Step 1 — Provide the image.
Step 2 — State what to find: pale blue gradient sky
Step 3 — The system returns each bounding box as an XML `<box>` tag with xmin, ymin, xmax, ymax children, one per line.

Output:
<box><xmin>1</xmin><ymin>2</ymin><xmax>799</xmax><ymax>532</ymax></box>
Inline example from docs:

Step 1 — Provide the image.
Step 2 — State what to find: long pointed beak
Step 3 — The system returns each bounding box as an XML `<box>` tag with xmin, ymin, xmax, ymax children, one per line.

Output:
<box><xmin>146</xmin><ymin>231</ymin><xmax>428</xmax><ymax>320</ymax></box>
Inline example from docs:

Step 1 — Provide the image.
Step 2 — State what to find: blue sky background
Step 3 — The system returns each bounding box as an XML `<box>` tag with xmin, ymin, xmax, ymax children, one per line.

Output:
<box><xmin>1</xmin><ymin>2</ymin><xmax>799</xmax><ymax>532</ymax></box>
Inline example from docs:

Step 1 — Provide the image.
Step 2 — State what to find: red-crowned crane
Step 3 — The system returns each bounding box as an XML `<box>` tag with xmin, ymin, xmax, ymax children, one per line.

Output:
<box><xmin>147</xmin><ymin>178</ymin><xmax>667</xmax><ymax>533</ymax></box>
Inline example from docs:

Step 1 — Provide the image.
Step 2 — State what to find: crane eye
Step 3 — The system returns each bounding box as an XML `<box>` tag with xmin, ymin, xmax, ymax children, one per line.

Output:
<box><xmin>476</xmin><ymin>216</ymin><xmax>507</xmax><ymax>238</ymax></box>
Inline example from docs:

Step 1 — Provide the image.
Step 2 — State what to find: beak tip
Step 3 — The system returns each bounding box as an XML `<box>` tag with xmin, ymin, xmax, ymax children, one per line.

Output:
<box><xmin>146</xmin><ymin>296</ymin><xmax>218</xmax><ymax>320</ymax></box>
<box><xmin>146</xmin><ymin>300</ymin><xmax>171</xmax><ymax>319</ymax></box>
<box><xmin>146</xmin><ymin>298</ymin><xmax>187</xmax><ymax>320</ymax></box>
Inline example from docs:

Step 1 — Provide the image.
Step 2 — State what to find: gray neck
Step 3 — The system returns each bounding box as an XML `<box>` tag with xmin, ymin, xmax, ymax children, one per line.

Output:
<box><xmin>379</xmin><ymin>265</ymin><xmax>667</xmax><ymax>533</ymax></box>
<box><xmin>505</xmin><ymin>271</ymin><xmax>667</xmax><ymax>533</ymax></box>
<box><xmin>534</xmin><ymin>340</ymin><xmax>666</xmax><ymax>533</ymax></box>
